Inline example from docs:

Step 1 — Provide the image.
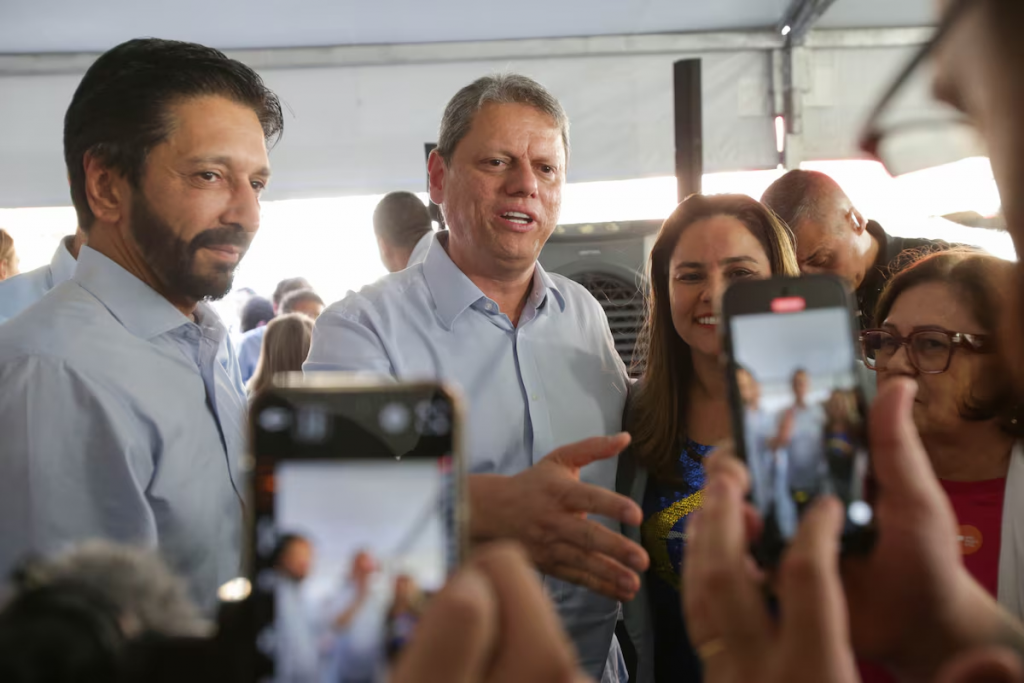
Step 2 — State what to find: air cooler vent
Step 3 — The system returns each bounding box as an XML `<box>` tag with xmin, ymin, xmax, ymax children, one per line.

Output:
<box><xmin>568</xmin><ymin>272</ymin><xmax>645</xmax><ymax>377</ymax></box>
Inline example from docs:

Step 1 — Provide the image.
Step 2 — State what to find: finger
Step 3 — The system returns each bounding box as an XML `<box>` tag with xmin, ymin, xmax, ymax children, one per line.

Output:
<box><xmin>869</xmin><ymin>378</ymin><xmax>946</xmax><ymax>506</ymax></box>
<box><xmin>472</xmin><ymin>542</ymin><xmax>582</xmax><ymax>683</ymax></box>
<box><xmin>743</xmin><ymin>502</ymin><xmax>763</xmax><ymax>543</ymax></box>
<box><xmin>935</xmin><ymin>646</ymin><xmax>1024</xmax><ymax>683</ymax></box>
<box><xmin>548</xmin><ymin>433</ymin><xmax>632</xmax><ymax>471</ymax></box>
<box><xmin>777</xmin><ymin>496</ymin><xmax>853</xmax><ymax>668</ymax></box>
<box><xmin>705</xmin><ymin>444</ymin><xmax>751</xmax><ymax>496</ymax></box>
<box><xmin>542</xmin><ymin>513</ymin><xmax>649</xmax><ymax>573</ymax></box>
<box><xmin>682</xmin><ymin>510</ymin><xmax>717</xmax><ymax>647</ymax></box>
<box><xmin>548</xmin><ymin>549</ymin><xmax>641</xmax><ymax>602</ymax></box>
<box><xmin>690</xmin><ymin>475</ymin><xmax>771</xmax><ymax>655</ymax></box>
<box><xmin>390</xmin><ymin>565</ymin><xmax>497</xmax><ymax>683</ymax></box>
<box><xmin>556</xmin><ymin>478</ymin><xmax>644</xmax><ymax>527</ymax></box>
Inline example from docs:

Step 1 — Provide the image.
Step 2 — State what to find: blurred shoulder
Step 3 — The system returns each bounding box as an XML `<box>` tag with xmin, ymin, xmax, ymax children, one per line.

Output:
<box><xmin>320</xmin><ymin>264</ymin><xmax>429</xmax><ymax>322</ymax></box>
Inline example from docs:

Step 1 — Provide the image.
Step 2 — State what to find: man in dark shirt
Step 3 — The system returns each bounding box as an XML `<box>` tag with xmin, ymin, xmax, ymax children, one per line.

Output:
<box><xmin>762</xmin><ymin>169</ymin><xmax>948</xmax><ymax>326</ymax></box>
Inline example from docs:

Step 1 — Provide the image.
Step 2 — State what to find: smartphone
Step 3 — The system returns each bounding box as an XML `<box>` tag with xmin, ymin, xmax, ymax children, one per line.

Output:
<box><xmin>245</xmin><ymin>376</ymin><xmax>465</xmax><ymax>683</ymax></box>
<box><xmin>722</xmin><ymin>275</ymin><xmax>875</xmax><ymax>566</ymax></box>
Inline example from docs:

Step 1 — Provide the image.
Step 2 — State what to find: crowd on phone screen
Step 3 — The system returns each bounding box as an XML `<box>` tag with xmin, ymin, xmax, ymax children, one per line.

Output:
<box><xmin>2</xmin><ymin>3</ymin><xmax>1024</xmax><ymax>681</ymax></box>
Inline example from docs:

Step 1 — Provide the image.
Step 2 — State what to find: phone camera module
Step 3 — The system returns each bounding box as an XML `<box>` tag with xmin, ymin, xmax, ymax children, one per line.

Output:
<box><xmin>379</xmin><ymin>402</ymin><xmax>411</xmax><ymax>435</ymax></box>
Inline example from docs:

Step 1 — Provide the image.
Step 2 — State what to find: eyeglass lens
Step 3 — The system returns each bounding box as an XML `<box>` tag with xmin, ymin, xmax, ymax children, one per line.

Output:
<box><xmin>863</xmin><ymin>331</ymin><xmax>953</xmax><ymax>372</ymax></box>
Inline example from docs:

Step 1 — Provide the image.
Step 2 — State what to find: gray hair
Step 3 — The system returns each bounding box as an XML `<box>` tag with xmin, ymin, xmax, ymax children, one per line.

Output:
<box><xmin>15</xmin><ymin>540</ymin><xmax>209</xmax><ymax>638</ymax></box>
<box><xmin>436</xmin><ymin>73</ymin><xmax>570</xmax><ymax>165</ymax></box>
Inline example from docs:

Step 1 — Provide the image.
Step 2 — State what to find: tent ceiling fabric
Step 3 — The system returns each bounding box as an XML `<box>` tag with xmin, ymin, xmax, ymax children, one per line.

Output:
<box><xmin>0</xmin><ymin>0</ymin><xmax>943</xmax><ymax>208</ymax></box>
<box><xmin>1</xmin><ymin>0</ymin><xmax>931</xmax><ymax>54</ymax></box>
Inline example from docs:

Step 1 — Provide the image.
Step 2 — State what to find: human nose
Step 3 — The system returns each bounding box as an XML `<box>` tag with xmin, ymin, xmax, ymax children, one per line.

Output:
<box><xmin>222</xmin><ymin>180</ymin><xmax>262</xmax><ymax>235</ymax></box>
<box><xmin>703</xmin><ymin>271</ymin><xmax>725</xmax><ymax>307</ymax></box>
<box><xmin>505</xmin><ymin>162</ymin><xmax>539</xmax><ymax>198</ymax></box>
<box><xmin>884</xmin><ymin>340</ymin><xmax>918</xmax><ymax>377</ymax></box>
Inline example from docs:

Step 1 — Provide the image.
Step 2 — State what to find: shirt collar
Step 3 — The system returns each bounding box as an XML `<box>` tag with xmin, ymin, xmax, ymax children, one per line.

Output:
<box><xmin>858</xmin><ymin>220</ymin><xmax>891</xmax><ymax>298</ymax></box>
<box><xmin>422</xmin><ymin>232</ymin><xmax>565</xmax><ymax>329</ymax></box>
<box><xmin>407</xmin><ymin>230</ymin><xmax>434</xmax><ymax>267</ymax></box>
<box><xmin>49</xmin><ymin>236</ymin><xmax>78</xmax><ymax>288</ymax></box>
<box><xmin>866</xmin><ymin>220</ymin><xmax>890</xmax><ymax>270</ymax></box>
<box><xmin>532</xmin><ymin>260</ymin><xmax>566</xmax><ymax>312</ymax></box>
<box><xmin>72</xmin><ymin>246</ymin><xmax>220</xmax><ymax>341</ymax></box>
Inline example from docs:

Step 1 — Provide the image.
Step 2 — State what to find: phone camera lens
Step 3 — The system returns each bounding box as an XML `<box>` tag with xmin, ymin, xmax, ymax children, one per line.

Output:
<box><xmin>258</xmin><ymin>407</ymin><xmax>292</xmax><ymax>432</ymax></box>
<box><xmin>295</xmin><ymin>407</ymin><xmax>329</xmax><ymax>444</ymax></box>
<box><xmin>379</xmin><ymin>402</ymin><xmax>411</xmax><ymax>435</ymax></box>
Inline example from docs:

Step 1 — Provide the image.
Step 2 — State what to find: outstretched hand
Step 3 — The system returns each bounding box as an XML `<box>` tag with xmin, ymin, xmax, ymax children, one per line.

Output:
<box><xmin>469</xmin><ymin>433</ymin><xmax>649</xmax><ymax>601</ymax></box>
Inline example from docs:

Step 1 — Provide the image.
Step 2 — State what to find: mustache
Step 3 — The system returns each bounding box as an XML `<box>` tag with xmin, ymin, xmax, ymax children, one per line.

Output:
<box><xmin>188</xmin><ymin>225</ymin><xmax>252</xmax><ymax>255</ymax></box>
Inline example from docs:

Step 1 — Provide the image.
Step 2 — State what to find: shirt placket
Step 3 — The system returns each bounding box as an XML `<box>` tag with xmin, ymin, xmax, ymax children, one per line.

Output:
<box><xmin>180</xmin><ymin>323</ymin><xmax>244</xmax><ymax>504</ymax></box>
<box><xmin>516</xmin><ymin>289</ymin><xmax>553</xmax><ymax>466</ymax></box>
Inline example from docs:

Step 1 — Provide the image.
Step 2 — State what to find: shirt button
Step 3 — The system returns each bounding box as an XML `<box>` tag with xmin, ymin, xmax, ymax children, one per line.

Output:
<box><xmin>531</xmin><ymin>394</ymin><xmax>540</xmax><ymax>401</ymax></box>
<box><xmin>485</xmin><ymin>302</ymin><xmax>496</xmax><ymax>312</ymax></box>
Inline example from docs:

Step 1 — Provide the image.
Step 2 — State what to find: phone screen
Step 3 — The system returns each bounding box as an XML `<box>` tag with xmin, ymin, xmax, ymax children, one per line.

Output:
<box><xmin>248</xmin><ymin>383</ymin><xmax>461</xmax><ymax>683</ymax></box>
<box><xmin>725</xmin><ymin>282</ymin><xmax>874</xmax><ymax>555</ymax></box>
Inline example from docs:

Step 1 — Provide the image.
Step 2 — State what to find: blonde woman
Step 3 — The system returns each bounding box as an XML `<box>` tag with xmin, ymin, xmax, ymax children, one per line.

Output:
<box><xmin>0</xmin><ymin>229</ymin><xmax>19</xmax><ymax>281</ymax></box>
<box><xmin>247</xmin><ymin>313</ymin><xmax>315</xmax><ymax>398</ymax></box>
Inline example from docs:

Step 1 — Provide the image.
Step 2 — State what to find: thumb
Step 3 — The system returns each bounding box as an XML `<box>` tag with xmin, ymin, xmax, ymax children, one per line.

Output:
<box><xmin>778</xmin><ymin>496</ymin><xmax>851</xmax><ymax>661</ymax></box>
<box><xmin>547</xmin><ymin>433</ymin><xmax>631</xmax><ymax>471</ymax></box>
<box><xmin>868</xmin><ymin>378</ymin><xmax>943</xmax><ymax>504</ymax></box>
<box><xmin>390</xmin><ymin>566</ymin><xmax>497</xmax><ymax>683</ymax></box>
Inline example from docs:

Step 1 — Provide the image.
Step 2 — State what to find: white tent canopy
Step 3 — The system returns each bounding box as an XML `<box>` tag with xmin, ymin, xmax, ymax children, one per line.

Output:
<box><xmin>0</xmin><ymin>0</ymin><xmax>941</xmax><ymax>208</ymax></box>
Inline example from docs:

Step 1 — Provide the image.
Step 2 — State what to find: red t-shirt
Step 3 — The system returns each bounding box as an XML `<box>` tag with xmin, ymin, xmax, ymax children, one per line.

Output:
<box><xmin>858</xmin><ymin>477</ymin><xmax>1006</xmax><ymax>683</ymax></box>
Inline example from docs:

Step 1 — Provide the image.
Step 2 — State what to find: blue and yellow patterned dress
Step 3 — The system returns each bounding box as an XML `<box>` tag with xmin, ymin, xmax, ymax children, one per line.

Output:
<box><xmin>641</xmin><ymin>438</ymin><xmax>713</xmax><ymax>682</ymax></box>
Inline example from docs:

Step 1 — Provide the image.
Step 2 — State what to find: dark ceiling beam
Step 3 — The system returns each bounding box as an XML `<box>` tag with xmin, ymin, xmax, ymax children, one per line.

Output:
<box><xmin>778</xmin><ymin>0</ymin><xmax>842</xmax><ymax>45</ymax></box>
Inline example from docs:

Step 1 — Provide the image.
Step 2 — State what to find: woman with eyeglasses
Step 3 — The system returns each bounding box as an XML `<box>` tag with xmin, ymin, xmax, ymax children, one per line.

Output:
<box><xmin>862</xmin><ymin>249</ymin><xmax>1024</xmax><ymax>610</ymax></box>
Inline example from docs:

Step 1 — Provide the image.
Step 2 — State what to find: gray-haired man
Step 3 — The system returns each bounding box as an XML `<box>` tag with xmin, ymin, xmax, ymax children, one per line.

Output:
<box><xmin>306</xmin><ymin>74</ymin><xmax>648</xmax><ymax>679</ymax></box>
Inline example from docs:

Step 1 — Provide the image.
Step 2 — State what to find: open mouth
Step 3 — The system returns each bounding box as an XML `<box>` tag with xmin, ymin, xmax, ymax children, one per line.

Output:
<box><xmin>499</xmin><ymin>210</ymin><xmax>536</xmax><ymax>229</ymax></box>
<box><xmin>696</xmin><ymin>315</ymin><xmax>719</xmax><ymax>328</ymax></box>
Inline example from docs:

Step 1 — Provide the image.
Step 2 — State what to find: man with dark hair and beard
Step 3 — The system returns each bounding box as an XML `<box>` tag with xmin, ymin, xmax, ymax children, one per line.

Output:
<box><xmin>0</xmin><ymin>38</ymin><xmax>283</xmax><ymax>613</ymax></box>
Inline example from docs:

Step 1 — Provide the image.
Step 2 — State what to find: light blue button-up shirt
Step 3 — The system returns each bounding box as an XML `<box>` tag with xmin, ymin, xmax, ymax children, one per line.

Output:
<box><xmin>0</xmin><ymin>246</ymin><xmax>247</xmax><ymax>612</ymax></box>
<box><xmin>237</xmin><ymin>325</ymin><xmax>266</xmax><ymax>384</ymax></box>
<box><xmin>305</xmin><ymin>232</ymin><xmax>629</xmax><ymax>678</ymax></box>
<box><xmin>0</xmin><ymin>236</ymin><xmax>77</xmax><ymax>324</ymax></box>
<box><xmin>405</xmin><ymin>230</ymin><xmax>434</xmax><ymax>268</ymax></box>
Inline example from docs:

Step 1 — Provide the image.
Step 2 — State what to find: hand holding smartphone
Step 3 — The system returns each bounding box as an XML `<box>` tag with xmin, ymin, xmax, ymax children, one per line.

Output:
<box><xmin>722</xmin><ymin>274</ymin><xmax>875</xmax><ymax>566</ymax></box>
<box><xmin>246</xmin><ymin>377</ymin><xmax>465</xmax><ymax>683</ymax></box>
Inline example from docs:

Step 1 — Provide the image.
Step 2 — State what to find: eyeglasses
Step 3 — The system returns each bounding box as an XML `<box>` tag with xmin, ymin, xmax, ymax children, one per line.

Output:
<box><xmin>860</xmin><ymin>328</ymin><xmax>992</xmax><ymax>374</ymax></box>
<box><xmin>859</xmin><ymin>0</ymin><xmax>986</xmax><ymax>176</ymax></box>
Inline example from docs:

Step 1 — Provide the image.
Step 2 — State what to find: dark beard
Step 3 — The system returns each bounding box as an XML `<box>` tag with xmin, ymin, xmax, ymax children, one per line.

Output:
<box><xmin>129</xmin><ymin>192</ymin><xmax>251</xmax><ymax>302</ymax></box>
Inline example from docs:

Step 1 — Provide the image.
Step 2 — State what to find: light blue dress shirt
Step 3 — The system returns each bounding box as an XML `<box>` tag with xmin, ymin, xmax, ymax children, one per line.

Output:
<box><xmin>405</xmin><ymin>230</ymin><xmax>434</xmax><ymax>268</ymax></box>
<box><xmin>0</xmin><ymin>246</ymin><xmax>247</xmax><ymax>612</ymax></box>
<box><xmin>237</xmin><ymin>325</ymin><xmax>266</xmax><ymax>384</ymax></box>
<box><xmin>305</xmin><ymin>233</ymin><xmax>629</xmax><ymax>679</ymax></box>
<box><xmin>275</xmin><ymin>577</ymin><xmax>320</xmax><ymax>683</ymax></box>
<box><xmin>0</xmin><ymin>236</ymin><xmax>77</xmax><ymax>323</ymax></box>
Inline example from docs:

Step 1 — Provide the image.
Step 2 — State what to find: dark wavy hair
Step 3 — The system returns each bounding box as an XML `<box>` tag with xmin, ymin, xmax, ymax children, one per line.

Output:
<box><xmin>65</xmin><ymin>38</ymin><xmax>284</xmax><ymax>231</ymax></box>
<box><xmin>874</xmin><ymin>249</ymin><xmax>1024</xmax><ymax>436</ymax></box>
<box><xmin>627</xmin><ymin>194</ymin><xmax>800</xmax><ymax>481</ymax></box>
